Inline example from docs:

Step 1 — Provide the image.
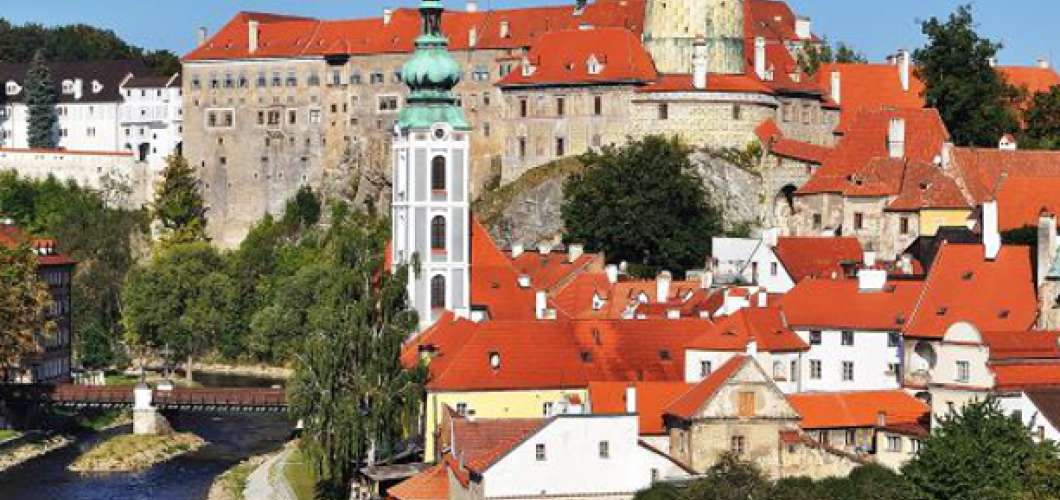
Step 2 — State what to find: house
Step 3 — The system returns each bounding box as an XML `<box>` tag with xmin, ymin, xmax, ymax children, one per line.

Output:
<box><xmin>710</xmin><ymin>230</ymin><xmax>863</xmax><ymax>293</ymax></box>
<box><xmin>395</xmin><ymin>409</ymin><xmax>692</xmax><ymax>500</ymax></box>
<box><xmin>0</xmin><ymin>221</ymin><xmax>76</xmax><ymax>383</ymax></box>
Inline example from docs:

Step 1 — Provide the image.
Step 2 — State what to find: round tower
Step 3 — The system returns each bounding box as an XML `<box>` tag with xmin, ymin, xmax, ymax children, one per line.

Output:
<box><xmin>392</xmin><ymin>0</ymin><xmax>472</xmax><ymax>331</ymax></box>
<box><xmin>643</xmin><ymin>0</ymin><xmax>746</xmax><ymax>75</ymax></box>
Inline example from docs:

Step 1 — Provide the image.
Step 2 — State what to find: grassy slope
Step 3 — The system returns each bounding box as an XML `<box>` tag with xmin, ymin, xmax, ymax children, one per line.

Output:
<box><xmin>281</xmin><ymin>447</ymin><xmax>317</xmax><ymax>500</ymax></box>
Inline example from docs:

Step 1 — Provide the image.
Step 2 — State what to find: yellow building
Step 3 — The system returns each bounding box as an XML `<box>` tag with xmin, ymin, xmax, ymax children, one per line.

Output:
<box><xmin>918</xmin><ymin>209</ymin><xmax>972</xmax><ymax>237</ymax></box>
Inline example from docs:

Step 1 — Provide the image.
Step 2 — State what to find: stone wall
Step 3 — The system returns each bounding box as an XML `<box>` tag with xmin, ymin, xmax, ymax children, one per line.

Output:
<box><xmin>628</xmin><ymin>93</ymin><xmax>776</xmax><ymax>151</ymax></box>
<box><xmin>1039</xmin><ymin>280</ymin><xmax>1060</xmax><ymax>330</ymax></box>
<box><xmin>0</xmin><ymin>148</ymin><xmax>151</xmax><ymax>209</ymax></box>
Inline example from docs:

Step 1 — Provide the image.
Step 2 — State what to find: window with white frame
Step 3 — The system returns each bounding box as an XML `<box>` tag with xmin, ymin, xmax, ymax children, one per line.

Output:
<box><xmin>956</xmin><ymin>360</ymin><xmax>970</xmax><ymax>383</ymax></box>
<box><xmin>887</xmin><ymin>436</ymin><xmax>902</xmax><ymax>452</ymax></box>
<box><xmin>377</xmin><ymin>95</ymin><xmax>399</xmax><ymax>113</ymax></box>
<box><xmin>842</xmin><ymin>361</ymin><xmax>854</xmax><ymax>381</ymax></box>
<box><xmin>841</xmin><ymin>331</ymin><xmax>854</xmax><ymax>346</ymax></box>
<box><xmin>810</xmin><ymin>360</ymin><xmax>822</xmax><ymax>379</ymax></box>
<box><xmin>700</xmin><ymin>360</ymin><xmax>712</xmax><ymax>378</ymax></box>
<box><xmin>535</xmin><ymin>443</ymin><xmax>546</xmax><ymax>461</ymax></box>
<box><xmin>599</xmin><ymin>440</ymin><xmax>610</xmax><ymax>459</ymax></box>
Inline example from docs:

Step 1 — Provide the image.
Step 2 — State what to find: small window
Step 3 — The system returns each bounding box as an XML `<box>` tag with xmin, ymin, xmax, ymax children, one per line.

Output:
<box><xmin>430</xmin><ymin>275</ymin><xmax>446</xmax><ymax>309</ymax></box>
<box><xmin>599</xmin><ymin>440</ymin><xmax>610</xmax><ymax>459</ymax></box>
<box><xmin>542</xmin><ymin>402</ymin><xmax>553</xmax><ymax>416</ymax></box>
<box><xmin>812</xmin><ymin>213</ymin><xmax>823</xmax><ymax>229</ymax></box>
<box><xmin>518</xmin><ymin>137</ymin><xmax>528</xmax><ymax>159</ymax></box>
<box><xmin>732</xmin><ymin>104</ymin><xmax>742</xmax><ymax>121</ymax></box>
<box><xmin>700</xmin><ymin>360</ymin><xmax>712</xmax><ymax>378</ymax></box>
<box><xmin>854</xmin><ymin>212</ymin><xmax>865</xmax><ymax>230</ymax></box>
<box><xmin>770</xmin><ymin>262</ymin><xmax>778</xmax><ymax>276</ymax></box>
<box><xmin>845</xmin><ymin>429</ymin><xmax>856</xmax><ymax>446</ymax></box>
<box><xmin>536</xmin><ymin>443</ymin><xmax>546</xmax><ymax>461</ymax></box>
<box><xmin>809</xmin><ymin>331</ymin><xmax>822</xmax><ymax>345</ymax></box>
<box><xmin>593</xmin><ymin>95</ymin><xmax>603</xmax><ymax>115</ymax></box>
<box><xmin>738</xmin><ymin>391</ymin><xmax>755</xmax><ymax>417</ymax></box>
<box><xmin>900</xmin><ymin>217</ymin><xmax>910</xmax><ymax>235</ymax></box>
<box><xmin>658</xmin><ymin>103</ymin><xmax>669</xmax><ymax>120</ymax></box>
<box><xmin>841</xmin><ymin>331</ymin><xmax>854</xmax><ymax>346</ymax></box>
<box><xmin>887</xmin><ymin>436</ymin><xmax>902</xmax><ymax>452</ymax></box>
<box><xmin>431</xmin><ymin>216</ymin><xmax>446</xmax><ymax>251</ymax></box>
<box><xmin>555</xmin><ymin>137</ymin><xmax>566</xmax><ymax>157</ymax></box>
<box><xmin>810</xmin><ymin>360</ymin><xmax>822</xmax><ymax>379</ymax></box>
<box><xmin>431</xmin><ymin>156</ymin><xmax>446</xmax><ymax>191</ymax></box>
<box><xmin>456</xmin><ymin>403</ymin><xmax>468</xmax><ymax>415</ymax></box>
<box><xmin>888</xmin><ymin>332</ymin><xmax>900</xmax><ymax>347</ymax></box>
<box><xmin>519</xmin><ymin>98</ymin><xmax>528</xmax><ymax>118</ymax></box>
<box><xmin>842</xmin><ymin>361</ymin><xmax>854</xmax><ymax>381</ymax></box>
<box><xmin>956</xmin><ymin>360</ymin><xmax>970</xmax><ymax>383</ymax></box>
<box><xmin>556</xmin><ymin>97</ymin><xmax>565</xmax><ymax>116</ymax></box>
<box><xmin>730</xmin><ymin>436</ymin><xmax>745</xmax><ymax>455</ymax></box>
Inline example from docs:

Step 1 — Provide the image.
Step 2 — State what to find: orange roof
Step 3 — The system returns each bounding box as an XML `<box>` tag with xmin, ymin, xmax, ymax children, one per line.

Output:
<box><xmin>499</xmin><ymin>28</ymin><xmax>657</xmax><ymax>87</ymax></box>
<box><xmin>995</xmin><ymin>177</ymin><xmax>1060</xmax><ymax>231</ymax></box>
<box><xmin>999</xmin><ymin>66</ymin><xmax>1060</xmax><ymax>96</ymax></box>
<box><xmin>815</xmin><ymin>63</ymin><xmax>926</xmax><ymax>123</ymax></box>
<box><xmin>992</xmin><ymin>363</ymin><xmax>1060</xmax><ymax>391</ymax></box>
<box><xmin>185</xmin><ymin>2</ymin><xmax>646</xmax><ymax>61</ymax></box>
<box><xmin>886</xmin><ymin>161</ymin><xmax>970</xmax><ymax>211</ymax></box>
<box><xmin>982</xmin><ymin>331</ymin><xmax>1060</xmax><ymax>361</ymax></box>
<box><xmin>588</xmin><ymin>381</ymin><xmax>694</xmax><ymax>435</ymax></box>
<box><xmin>905</xmin><ymin>243</ymin><xmax>1037</xmax><ymax>339</ymax></box>
<box><xmin>798</xmin><ymin>108</ymin><xmax>949</xmax><ymax>196</ymax></box>
<box><xmin>787</xmin><ymin>390</ymin><xmax>929</xmax><ymax>429</ymax></box>
<box><xmin>452</xmin><ymin>416</ymin><xmax>549</xmax><ymax>473</ymax></box>
<box><xmin>697</xmin><ymin>304</ymin><xmax>809</xmax><ymax>352</ymax></box>
<box><xmin>0</xmin><ymin>224</ymin><xmax>76</xmax><ymax>267</ymax></box>
<box><xmin>509</xmin><ymin>249</ymin><xmax>601</xmax><ymax>293</ymax></box>
<box><xmin>665</xmin><ymin>355</ymin><xmax>747</xmax><ymax>420</ymax></box>
<box><xmin>468</xmin><ymin>218</ymin><xmax>538</xmax><ymax>320</ymax></box>
<box><xmin>951</xmin><ymin>148</ymin><xmax>1060</xmax><ymax>204</ymax></box>
<box><xmin>569</xmin><ymin>319</ymin><xmax>705</xmax><ymax>381</ymax></box>
<box><xmin>774</xmin><ymin>236</ymin><xmax>862</xmax><ymax>282</ymax></box>
<box><xmin>782</xmin><ymin>278</ymin><xmax>923</xmax><ymax>331</ymax></box>
<box><xmin>388</xmin><ymin>465</ymin><xmax>448</xmax><ymax>500</ymax></box>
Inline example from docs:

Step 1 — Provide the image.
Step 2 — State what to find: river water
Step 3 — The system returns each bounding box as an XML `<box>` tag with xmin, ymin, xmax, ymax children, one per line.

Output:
<box><xmin>0</xmin><ymin>373</ymin><xmax>294</xmax><ymax>500</ymax></box>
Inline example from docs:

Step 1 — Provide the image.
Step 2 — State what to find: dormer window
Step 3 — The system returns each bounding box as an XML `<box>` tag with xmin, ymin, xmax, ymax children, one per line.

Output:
<box><xmin>587</xmin><ymin>55</ymin><xmax>603</xmax><ymax>75</ymax></box>
<box><xmin>6</xmin><ymin>81</ymin><xmax>21</xmax><ymax>96</ymax></box>
<box><xmin>61</xmin><ymin>80</ymin><xmax>75</xmax><ymax>94</ymax></box>
<box><xmin>521</xmin><ymin>57</ymin><xmax>535</xmax><ymax>78</ymax></box>
<box><xmin>91</xmin><ymin>80</ymin><xmax>103</xmax><ymax>94</ymax></box>
<box><xmin>489</xmin><ymin>351</ymin><xmax>501</xmax><ymax>370</ymax></box>
<box><xmin>499</xmin><ymin>21</ymin><xmax>511</xmax><ymax>39</ymax></box>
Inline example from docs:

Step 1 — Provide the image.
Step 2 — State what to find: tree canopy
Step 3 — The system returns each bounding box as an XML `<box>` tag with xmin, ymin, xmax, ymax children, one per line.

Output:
<box><xmin>0</xmin><ymin>241</ymin><xmax>53</xmax><ymax>375</ymax></box>
<box><xmin>152</xmin><ymin>155</ymin><xmax>207</xmax><ymax>244</ymax></box>
<box><xmin>914</xmin><ymin>5</ymin><xmax>1019</xmax><ymax>147</ymax></box>
<box><xmin>1020</xmin><ymin>86</ymin><xmax>1060</xmax><ymax>150</ymax></box>
<box><xmin>0</xmin><ymin>18</ymin><xmax>179</xmax><ymax>76</ymax></box>
<box><xmin>799</xmin><ymin>38</ymin><xmax>868</xmax><ymax>76</ymax></box>
<box><xmin>562</xmin><ymin>135</ymin><xmax>724</xmax><ymax>278</ymax></box>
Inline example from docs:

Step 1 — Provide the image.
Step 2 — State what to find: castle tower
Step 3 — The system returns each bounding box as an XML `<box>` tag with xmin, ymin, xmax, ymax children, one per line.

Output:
<box><xmin>391</xmin><ymin>0</ymin><xmax>472</xmax><ymax>330</ymax></box>
<box><xmin>643</xmin><ymin>0</ymin><xmax>746</xmax><ymax>75</ymax></box>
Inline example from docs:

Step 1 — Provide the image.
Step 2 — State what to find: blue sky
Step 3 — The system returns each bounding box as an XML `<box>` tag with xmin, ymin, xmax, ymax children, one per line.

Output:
<box><xmin>1</xmin><ymin>0</ymin><xmax>1056</xmax><ymax>66</ymax></box>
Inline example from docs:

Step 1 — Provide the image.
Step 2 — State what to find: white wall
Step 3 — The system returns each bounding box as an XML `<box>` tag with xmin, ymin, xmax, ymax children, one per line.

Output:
<box><xmin>684</xmin><ymin>350</ymin><xmax>801</xmax><ymax>393</ymax></box>
<box><xmin>484</xmin><ymin>415</ymin><xmax>685</xmax><ymax>497</ymax></box>
<box><xmin>997</xmin><ymin>392</ymin><xmax>1060</xmax><ymax>443</ymax></box>
<box><xmin>796</xmin><ymin>329</ymin><xmax>902</xmax><ymax>392</ymax></box>
<box><xmin>710</xmin><ymin>237</ymin><xmax>794</xmax><ymax>293</ymax></box>
<box><xmin>0</xmin><ymin>150</ymin><xmax>150</xmax><ymax>208</ymax></box>
<box><xmin>118</xmin><ymin>84</ymin><xmax>183</xmax><ymax>176</ymax></box>
<box><xmin>0</xmin><ymin>103</ymin><xmax>122</xmax><ymax>152</ymax></box>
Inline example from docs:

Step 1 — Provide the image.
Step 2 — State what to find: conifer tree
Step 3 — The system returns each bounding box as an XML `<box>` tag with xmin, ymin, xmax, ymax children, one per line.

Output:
<box><xmin>152</xmin><ymin>155</ymin><xmax>207</xmax><ymax>243</ymax></box>
<box><xmin>25</xmin><ymin>50</ymin><xmax>57</xmax><ymax>149</ymax></box>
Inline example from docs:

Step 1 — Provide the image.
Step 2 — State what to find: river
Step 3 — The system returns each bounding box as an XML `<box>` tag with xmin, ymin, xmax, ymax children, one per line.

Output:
<box><xmin>0</xmin><ymin>373</ymin><xmax>294</xmax><ymax>500</ymax></box>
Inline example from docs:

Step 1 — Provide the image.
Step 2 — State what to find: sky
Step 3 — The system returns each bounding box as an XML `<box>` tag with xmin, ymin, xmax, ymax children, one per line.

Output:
<box><xmin>1</xmin><ymin>0</ymin><xmax>1056</xmax><ymax>66</ymax></box>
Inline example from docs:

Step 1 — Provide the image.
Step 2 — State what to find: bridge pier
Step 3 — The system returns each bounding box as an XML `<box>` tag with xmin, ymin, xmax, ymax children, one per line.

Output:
<box><xmin>133</xmin><ymin>383</ymin><xmax>171</xmax><ymax>435</ymax></box>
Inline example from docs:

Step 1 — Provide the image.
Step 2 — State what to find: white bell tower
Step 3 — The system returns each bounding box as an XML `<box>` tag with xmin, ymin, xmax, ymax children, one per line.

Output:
<box><xmin>392</xmin><ymin>0</ymin><xmax>472</xmax><ymax>331</ymax></box>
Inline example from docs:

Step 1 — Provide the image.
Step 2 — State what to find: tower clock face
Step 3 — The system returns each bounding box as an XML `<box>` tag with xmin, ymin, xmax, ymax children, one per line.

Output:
<box><xmin>433</xmin><ymin>127</ymin><xmax>448</xmax><ymax>140</ymax></box>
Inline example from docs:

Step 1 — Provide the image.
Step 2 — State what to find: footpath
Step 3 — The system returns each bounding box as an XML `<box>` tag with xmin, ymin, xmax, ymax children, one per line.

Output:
<box><xmin>244</xmin><ymin>446</ymin><xmax>297</xmax><ymax>500</ymax></box>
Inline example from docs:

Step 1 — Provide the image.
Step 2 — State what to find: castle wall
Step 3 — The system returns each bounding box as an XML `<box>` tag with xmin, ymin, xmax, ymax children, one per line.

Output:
<box><xmin>643</xmin><ymin>0</ymin><xmax>745</xmax><ymax>74</ymax></box>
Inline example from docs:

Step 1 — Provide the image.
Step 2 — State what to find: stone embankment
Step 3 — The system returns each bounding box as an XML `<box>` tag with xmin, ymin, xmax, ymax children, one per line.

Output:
<box><xmin>68</xmin><ymin>432</ymin><xmax>205</xmax><ymax>473</ymax></box>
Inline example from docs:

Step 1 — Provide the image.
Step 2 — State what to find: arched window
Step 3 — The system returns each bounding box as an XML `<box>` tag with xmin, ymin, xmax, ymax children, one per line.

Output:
<box><xmin>431</xmin><ymin>156</ymin><xmax>446</xmax><ymax>191</ymax></box>
<box><xmin>431</xmin><ymin>275</ymin><xmax>446</xmax><ymax>309</ymax></box>
<box><xmin>431</xmin><ymin>216</ymin><xmax>446</xmax><ymax>251</ymax></box>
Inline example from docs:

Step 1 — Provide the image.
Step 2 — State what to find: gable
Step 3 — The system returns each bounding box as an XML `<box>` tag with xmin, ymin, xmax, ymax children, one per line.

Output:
<box><xmin>697</xmin><ymin>360</ymin><xmax>800</xmax><ymax>420</ymax></box>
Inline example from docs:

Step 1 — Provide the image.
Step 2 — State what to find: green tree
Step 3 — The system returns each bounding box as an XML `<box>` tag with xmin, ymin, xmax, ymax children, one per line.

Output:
<box><xmin>902</xmin><ymin>398</ymin><xmax>1060</xmax><ymax>500</ymax></box>
<box><xmin>121</xmin><ymin>242</ymin><xmax>233</xmax><ymax>382</ymax></box>
<box><xmin>153</xmin><ymin>155</ymin><xmax>207</xmax><ymax>243</ymax></box>
<box><xmin>285</xmin><ymin>209</ymin><xmax>425</xmax><ymax>496</ymax></box>
<box><xmin>562</xmin><ymin>135</ymin><xmax>723</xmax><ymax>278</ymax></box>
<box><xmin>799</xmin><ymin>38</ymin><xmax>867</xmax><ymax>75</ymax></box>
<box><xmin>914</xmin><ymin>5</ymin><xmax>1019</xmax><ymax>147</ymax></box>
<box><xmin>281</xmin><ymin>185</ymin><xmax>322</xmax><ymax>232</ymax></box>
<box><xmin>25</xmin><ymin>50</ymin><xmax>57</xmax><ymax>149</ymax></box>
<box><xmin>685</xmin><ymin>453</ymin><xmax>771</xmax><ymax>500</ymax></box>
<box><xmin>1020</xmin><ymin>86</ymin><xmax>1060</xmax><ymax>150</ymax></box>
<box><xmin>0</xmin><ymin>241</ymin><xmax>52</xmax><ymax>376</ymax></box>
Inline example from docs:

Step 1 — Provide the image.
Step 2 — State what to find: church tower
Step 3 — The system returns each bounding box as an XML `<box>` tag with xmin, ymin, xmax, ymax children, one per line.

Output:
<box><xmin>643</xmin><ymin>0</ymin><xmax>746</xmax><ymax>75</ymax></box>
<box><xmin>391</xmin><ymin>0</ymin><xmax>472</xmax><ymax>331</ymax></box>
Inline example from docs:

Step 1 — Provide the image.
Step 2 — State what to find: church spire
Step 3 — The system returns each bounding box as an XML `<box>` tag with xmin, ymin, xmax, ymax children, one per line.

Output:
<box><xmin>398</xmin><ymin>0</ymin><xmax>470</xmax><ymax>131</ymax></box>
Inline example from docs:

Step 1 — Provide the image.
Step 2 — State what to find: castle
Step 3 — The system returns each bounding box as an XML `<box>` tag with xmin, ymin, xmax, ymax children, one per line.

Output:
<box><xmin>181</xmin><ymin>0</ymin><xmax>833</xmax><ymax>247</ymax></box>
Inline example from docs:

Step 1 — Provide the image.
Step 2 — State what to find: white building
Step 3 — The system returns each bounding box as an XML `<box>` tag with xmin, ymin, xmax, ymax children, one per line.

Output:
<box><xmin>710</xmin><ymin>231</ymin><xmax>862</xmax><ymax>294</ymax></box>
<box><xmin>997</xmin><ymin>390</ymin><xmax>1060</xmax><ymax>442</ymax></box>
<box><xmin>118</xmin><ymin>74</ymin><xmax>183</xmax><ymax>173</ymax></box>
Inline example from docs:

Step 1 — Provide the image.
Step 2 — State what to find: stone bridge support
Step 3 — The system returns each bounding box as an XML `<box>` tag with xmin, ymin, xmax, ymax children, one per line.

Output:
<box><xmin>133</xmin><ymin>383</ymin><xmax>172</xmax><ymax>435</ymax></box>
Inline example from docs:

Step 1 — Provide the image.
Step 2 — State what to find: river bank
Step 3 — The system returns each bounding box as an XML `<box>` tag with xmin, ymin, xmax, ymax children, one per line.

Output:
<box><xmin>69</xmin><ymin>432</ymin><xmax>206</xmax><ymax>473</ymax></box>
<box><xmin>0</xmin><ymin>433</ymin><xmax>73</xmax><ymax>473</ymax></box>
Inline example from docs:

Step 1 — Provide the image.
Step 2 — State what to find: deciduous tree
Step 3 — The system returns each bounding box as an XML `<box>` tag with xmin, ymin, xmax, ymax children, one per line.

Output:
<box><xmin>914</xmin><ymin>5</ymin><xmax>1019</xmax><ymax>147</ymax></box>
<box><xmin>0</xmin><ymin>241</ymin><xmax>52</xmax><ymax>376</ymax></box>
<box><xmin>562</xmin><ymin>135</ymin><xmax>723</xmax><ymax>278</ymax></box>
<box><xmin>1021</xmin><ymin>86</ymin><xmax>1060</xmax><ymax>150</ymax></box>
<box><xmin>799</xmin><ymin>38</ymin><xmax>867</xmax><ymax>76</ymax></box>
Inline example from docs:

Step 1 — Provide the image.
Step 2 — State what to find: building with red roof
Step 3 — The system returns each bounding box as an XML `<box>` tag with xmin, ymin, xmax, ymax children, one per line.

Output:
<box><xmin>0</xmin><ymin>222</ymin><xmax>76</xmax><ymax>383</ymax></box>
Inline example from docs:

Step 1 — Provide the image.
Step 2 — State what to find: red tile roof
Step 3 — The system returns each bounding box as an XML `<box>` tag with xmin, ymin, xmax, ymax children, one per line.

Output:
<box><xmin>782</xmin><ymin>278</ymin><xmax>923</xmax><ymax>331</ymax></box>
<box><xmin>569</xmin><ymin>319</ymin><xmax>706</xmax><ymax>381</ymax></box>
<box><xmin>452</xmin><ymin>415</ymin><xmax>550</xmax><ymax>473</ymax></box>
<box><xmin>588</xmin><ymin>381</ymin><xmax>694</xmax><ymax>435</ymax></box>
<box><xmin>787</xmin><ymin>390</ymin><xmax>929</xmax><ymax>429</ymax></box>
<box><xmin>951</xmin><ymin>148</ymin><xmax>1060</xmax><ymax>204</ymax></box>
<box><xmin>388</xmin><ymin>464</ymin><xmax>449</xmax><ymax>500</ymax></box>
<box><xmin>700</xmin><ymin>304</ymin><xmax>809</xmax><ymax>352</ymax></box>
<box><xmin>510</xmin><ymin>250</ymin><xmax>601</xmax><ymax>293</ymax></box>
<box><xmin>636</xmin><ymin>73</ymin><xmax>775</xmax><ymax>94</ymax></box>
<box><xmin>469</xmin><ymin>218</ymin><xmax>538</xmax><ymax>320</ymax></box>
<box><xmin>982</xmin><ymin>331</ymin><xmax>1060</xmax><ymax>361</ymax></box>
<box><xmin>886</xmin><ymin>161</ymin><xmax>971</xmax><ymax>211</ymax></box>
<box><xmin>999</xmin><ymin>66</ymin><xmax>1060</xmax><ymax>96</ymax></box>
<box><xmin>994</xmin><ymin>177</ymin><xmax>1060</xmax><ymax>231</ymax></box>
<box><xmin>184</xmin><ymin>2</ymin><xmax>647</xmax><ymax>61</ymax></box>
<box><xmin>814</xmin><ymin>63</ymin><xmax>926</xmax><ymax>124</ymax></box>
<box><xmin>498</xmin><ymin>28</ymin><xmax>657</xmax><ymax>87</ymax></box>
<box><xmin>992</xmin><ymin>363</ymin><xmax>1060</xmax><ymax>391</ymax></box>
<box><xmin>774</xmin><ymin>236</ymin><xmax>862</xmax><ymax>282</ymax></box>
<box><xmin>798</xmin><ymin>108</ymin><xmax>950</xmax><ymax>196</ymax></box>
<box><xmin>0</xmin><ymin>224</ymin><xmax>76</xmax><ymax>267</ymax></box>
<box><xmin>665</xmin><ymin>355</ymin><xmax>747</xmax><ymax>420</ymax></box>
<box><xmin>905</xmin><ymin>243</ymin><xmax>1037</xmax><ymax>339</ymax></box>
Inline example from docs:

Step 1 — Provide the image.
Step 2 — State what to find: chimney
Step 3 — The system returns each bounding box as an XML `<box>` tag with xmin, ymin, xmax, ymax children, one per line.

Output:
<box><xmin>888</xmin><ymin>117</ymin><xmax>906</xmax><ymax>159</ymax></box>
<box><xmin>795</xmin><ymin>17</ymin><xmax>812</xmax><ymax>40</ymax></box>
<box><xmin>830</xmin><ymin>70</ymin><xmax>842</xmax><ymax>104</ymax></box>
<box><xmin>763</xmin><ymin>227</ymin><xmax>780</xmax><ymax>248</ymax></box>
<box><xmin>517</xmin><ymin>274</ymin><xmax>532</xmax><ymax>288</ymax></box>
<box><xmin>625</xmin><ymin>385</ymin><xmax>637</xmax><ymax>414</ymax></box>
<box><xmin>383</xmin><ymin>8</ymin><xmax>394</xmax><ymax>25</ymax></box>
<box><xmin>535</xmin><ymin>291</ymin><xmax>555</xmax><ymax>320</ymax></box>
<box><xmin>863</xmin><ymin>251</ymin><xmax>877</xmax><ymax>268</ymax></box>
<box><xmin>1039</xmin><ymin>58</ymin><xmax>1051</xmax><ymax>70</ymax></box>
<box><xmin>988</xmin><ymin>57</ymin><xmax>998</xmax><ymax>68</ymax></box>
<box><xmin>692</xmin><ymin>37</ymin><xmax>708</xmax><ymax>90</ymax></box>
<box><xmin>468</xmin><ymin>27</ymin><xmax>478</xmax><ymax>48</ymax></box>
<box><xmin>754</xmin><ymin>37</ymin><xmax>767</xmax><ymax>80</ymax></box>
<box><xmin>1038</xmin><ymin>212</ymin><xmax>1058</xmax><ymax>286</ymax></box>
<box><xmin>700</xmin><ymin>271</ymin><xmax>714</xmax><ymax>290</ymax></box>
<box><xmin>247</xmin><ymin>20</ymin><xmax>259</xmax><ymax>54</ymax></box>
<box><xmin>568</xmin><ymin>243</ymin><xmax>585</xmax><ymax>263</ymax></box>
<box><xmin>466</xmin><ymin>0</ymin><xmax>479</xmax><ymax>12</ymax></box>
<box><xmin>898</xmin><ymin>49</ymin><xmax>911</xmax><ymax>92</ymax></box>
<box><xmin>999</xmin><ymin>134</ymin><xmax>1018</xmax><ymax>151</ymax></box>
<box><xmin>983</xmin><ymin>200</ymin><xmax>1001</xmax><ymax>261</ymax></box>
<box><xmin>605</xmin><ymin>264</ymin><xmax>619</xmax><ymax>284</ymax></box>
<box><xmin>757</xmin><ymin>291</ymin><xmax>768</xmax><ymax>308</ymax></box>
<box><xmin>667</xmin><ymin>309</ymin><xmax>681</xmax><ymax>319</ymax></box>
<box><xmin>877</xmin><ymin>411</ymin><xmax>887</xmax><ymax>428</ymax></box>
<box><xmin>857</xmin><ymin>268</ymin><xmax>887</xmax><ymax>291</ymax></box>
<box><xmin>656</xmin><ymin>271</ymin><xmax>672</xmax><ymax>303</ymax></box>
<box><xmin>511</xmin><ymin>243</ymin><xmax>524</xmax><ymax>258</ymax></box>
<box><xmin>941</xmin><ymin>141</ymin><xmax>954</xmax><ymax>168</ymax></box>
<box><xmin>746</xmin><ymin>340</ymin><xmax>758</xmax><ymax>356</ymax></box>
<box><xmin>197</xmin><ymin>27</ymin><xmax>208</xmax><ymax>47</ymax></box>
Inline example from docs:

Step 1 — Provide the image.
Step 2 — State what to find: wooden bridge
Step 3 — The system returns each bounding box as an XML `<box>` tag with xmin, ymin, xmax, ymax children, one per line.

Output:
<box><xmin>0</xmin><ymin>384</ymin><xmax>287</xmax><ymax>413</ymax></box>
